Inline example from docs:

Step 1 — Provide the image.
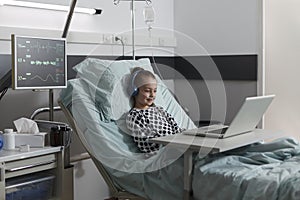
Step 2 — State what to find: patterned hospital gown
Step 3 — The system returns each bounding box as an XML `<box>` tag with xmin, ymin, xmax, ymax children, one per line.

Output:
<box><xmin>126</xmin><ymin>106</ymin><xmax>183</xmax><ymax>153</ymax></box>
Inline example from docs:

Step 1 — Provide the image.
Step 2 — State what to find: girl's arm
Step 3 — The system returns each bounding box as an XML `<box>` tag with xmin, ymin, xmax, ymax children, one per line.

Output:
<box><xmin>158</xmin><ymin>107</ymin><xmax>184</xmax><ymax>133</ymax></box>
<box><xmin>126</xmin><ymin>112</ymin><xmax>160</xmax><ymax>153</ymax></box>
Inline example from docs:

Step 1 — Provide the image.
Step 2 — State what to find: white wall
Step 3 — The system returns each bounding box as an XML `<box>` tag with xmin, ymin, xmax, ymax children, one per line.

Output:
<box><xmin>173</xmin><ymin>0</ymin><xmax>261</xmax><ymax>123</ymax></box>
<box><xmin>0</xmin><ymin>1</ymin><xmax>174</xmax><ymax>199</ymax></box>
<box><xmin>264</xmin><ymin>0</ymin><xmax>300</xmax><ymax>140</ymax></box>
<box><xmin>174</xmin><ymin>0</ymin><xmax>259</xmax><ymax>55</ymax></box>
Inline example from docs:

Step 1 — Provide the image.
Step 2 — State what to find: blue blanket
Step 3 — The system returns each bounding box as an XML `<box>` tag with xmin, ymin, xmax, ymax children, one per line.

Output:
<box><xmin>193</xmin><ymin>137</ymin><xmax>300</xmax><ymax>200</ymax></box>
<box><xmin>60</xmin><ymin>78</ymin><xmax>300</xmax><ymax>200</ymax></box>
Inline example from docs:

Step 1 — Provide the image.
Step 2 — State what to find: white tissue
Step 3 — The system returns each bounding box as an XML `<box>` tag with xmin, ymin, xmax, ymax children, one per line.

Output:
<box><xmin>13</xmin><ymin>117</ymin><xmax>39</xmax><ymax>134</ymax></box>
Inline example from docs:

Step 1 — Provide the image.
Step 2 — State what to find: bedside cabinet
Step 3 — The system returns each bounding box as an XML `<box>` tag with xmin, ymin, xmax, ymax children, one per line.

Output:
<box><xmin>0</xmin><ymin>146</ymin><xmax>73</xmax><ymax>200</ymax></box>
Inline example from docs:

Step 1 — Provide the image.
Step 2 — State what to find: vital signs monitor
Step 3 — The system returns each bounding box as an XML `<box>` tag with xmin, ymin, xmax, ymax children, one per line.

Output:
<box><xmin>11</xmin><ymin>35</ymin><xmax>67</xmax><ymax>90</ymax></box>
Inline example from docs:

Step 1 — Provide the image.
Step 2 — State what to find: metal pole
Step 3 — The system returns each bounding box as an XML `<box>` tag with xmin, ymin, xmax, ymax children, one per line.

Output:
<box><xmin>62</xmin><ymin>0</ymin><xmax>77</xmax><ymax>38</ymax></box>
<box><xmin>49</xmin><ymin>89</ymin><xmax>54</xmax><ymax>121</ymax></box>
<box><xmin>131</xmin><ymin>0</ymin><xmax>135</xmax><ymax>60</ymax></box>
<box><xmin>47</xmin><ymin>0</ymin><xmax>77</xmax><ymax>121</ymax></box>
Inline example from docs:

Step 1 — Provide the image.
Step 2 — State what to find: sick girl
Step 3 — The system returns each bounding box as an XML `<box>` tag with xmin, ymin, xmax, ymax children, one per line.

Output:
<box><xmin>126</xmin><ymin>67</ymin><xmax>183</xmax><ymax>153</ymax></box>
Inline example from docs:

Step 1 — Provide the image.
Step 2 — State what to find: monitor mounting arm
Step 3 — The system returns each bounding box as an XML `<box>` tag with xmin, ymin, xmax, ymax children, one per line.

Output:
<box><xmin>48</xmin><ymin>0</ymin><xmax>77</xmax><ymax>121</ymax></box>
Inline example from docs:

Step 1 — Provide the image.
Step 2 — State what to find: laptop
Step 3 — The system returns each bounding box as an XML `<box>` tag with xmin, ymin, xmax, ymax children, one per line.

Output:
<box><xmin>183</xmin><ymin>95</ymin><xmax>275</xmax><ymax>139</ymax></box>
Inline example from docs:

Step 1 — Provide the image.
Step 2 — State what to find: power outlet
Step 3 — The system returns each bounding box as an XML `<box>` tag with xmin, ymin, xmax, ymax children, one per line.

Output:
<box><xmin>103</xmin><ymin>34</ymin><xmax>113</xmax><ymax>44</ymax></box>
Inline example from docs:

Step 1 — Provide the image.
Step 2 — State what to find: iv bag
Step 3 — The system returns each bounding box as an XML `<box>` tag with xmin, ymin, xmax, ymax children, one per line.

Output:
<box><xmin>143</xmin><ymin>5</ymin><xmax>155</xmax><ymax>26</ymax></box>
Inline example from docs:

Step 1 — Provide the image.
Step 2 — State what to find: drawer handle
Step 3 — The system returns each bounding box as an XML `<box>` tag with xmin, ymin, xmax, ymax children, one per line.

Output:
<box><xmin>6</xmin><ymin>175</ymin><xmax>55</xmax><ymax>189</ymax></box>
<box><xmin>5</xmin><ymin>160</ymin><xmax>55</xmax><ymax>172</ymax></box>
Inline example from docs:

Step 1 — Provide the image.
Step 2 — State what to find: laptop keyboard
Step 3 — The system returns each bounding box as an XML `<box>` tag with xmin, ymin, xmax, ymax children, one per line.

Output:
<box><xmin>197</xmin><ymin>124</ymin><xmax>227</xmax><ymax>132</ymax></box>
<box><xmin>182</xmin><ymin>124</ymin><xmax>229</xmax><ymax>136</ymax></box>
<box><xmin>208</xmin><ymin>127</ymin><xmax>229</xmax><ymax>134</ymax></box>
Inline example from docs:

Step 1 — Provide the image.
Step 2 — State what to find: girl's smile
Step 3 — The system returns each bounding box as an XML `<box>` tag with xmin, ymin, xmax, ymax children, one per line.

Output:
<box><xmin>134</xmin><ymin>78</ymin><xmax>157</xmax><ymax>110</ymax></box>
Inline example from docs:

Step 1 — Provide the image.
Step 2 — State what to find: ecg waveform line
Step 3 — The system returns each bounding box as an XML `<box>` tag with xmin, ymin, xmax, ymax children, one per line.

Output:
<box><xmin>30</xmin><ymin>74</ymin><xmax>58</xmax><ymax>82</ymax></box>
<box><xmin>17</xmin><ymin>41</ymin><xmax>64</xmax><ymax>54</ymax></box>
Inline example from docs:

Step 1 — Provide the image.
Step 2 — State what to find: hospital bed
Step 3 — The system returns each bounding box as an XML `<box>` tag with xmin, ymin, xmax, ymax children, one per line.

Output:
<box><xmin>59</xmin><ymin>58</ymin><xmax>300</xmax><ymax>200</ymax></box>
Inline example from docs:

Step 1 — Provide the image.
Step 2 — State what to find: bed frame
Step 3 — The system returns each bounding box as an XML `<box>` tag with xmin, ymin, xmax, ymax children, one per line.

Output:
<box><xmin>58</xmin><ymin>100</ymin><xmax>147</xmax><ymax>200</ymax></box>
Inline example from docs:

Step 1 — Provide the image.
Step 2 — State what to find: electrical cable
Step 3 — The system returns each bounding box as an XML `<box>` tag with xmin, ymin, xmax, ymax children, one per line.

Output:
<box><xmin>115</xmin><ymin>36</ymin><xmax>125</xmax><ymax>58</ymax></box>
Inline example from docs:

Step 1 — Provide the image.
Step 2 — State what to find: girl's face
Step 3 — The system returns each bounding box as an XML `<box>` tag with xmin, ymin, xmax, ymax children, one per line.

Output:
<box><xmin>134</xmin><ymin>77</ymin><xmax>157</xmax><ymax>110</ymax></box>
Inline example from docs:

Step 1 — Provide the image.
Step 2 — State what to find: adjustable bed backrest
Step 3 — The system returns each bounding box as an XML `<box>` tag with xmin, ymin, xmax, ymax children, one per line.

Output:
<box><xmin>58</xmin><ymin>58</ymin><xmax>196</xmax><ymax>199</ymax></box>
<box><xmin>59</xmin><ymin>57</ymin><xmax>196</xmax><ymax>163</ymax></box>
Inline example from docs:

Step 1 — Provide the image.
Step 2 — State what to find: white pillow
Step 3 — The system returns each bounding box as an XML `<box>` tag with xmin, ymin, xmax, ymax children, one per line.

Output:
<box><xmin>73</xmin><ymin>58</ymin><xmax>156</xmax><ymax>120</ymax></box>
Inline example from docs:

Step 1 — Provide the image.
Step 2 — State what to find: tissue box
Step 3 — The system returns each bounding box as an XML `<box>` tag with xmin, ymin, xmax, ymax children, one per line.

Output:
<box><xmin>14</xmin><ymin>132</ymin><xmax>47</xmax><ymax>148</ymax></box>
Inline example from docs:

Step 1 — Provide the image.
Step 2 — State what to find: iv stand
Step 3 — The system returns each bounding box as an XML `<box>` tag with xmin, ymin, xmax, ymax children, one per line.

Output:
<box><xmin>116</xmin><ymin>0</ymin><xmax>144</xmax><ymax>60</ymax></box>
<box><xmin>131</xmin><ymin>0</ymin><xmax>135</xmax><ymax>60</ymax></box>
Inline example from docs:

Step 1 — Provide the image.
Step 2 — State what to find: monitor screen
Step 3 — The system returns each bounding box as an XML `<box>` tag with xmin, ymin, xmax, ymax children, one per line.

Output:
<box><xmin>11</xmin><ymin>35</ymin><xmax>67</xmax><ymax>90</ymax></box>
